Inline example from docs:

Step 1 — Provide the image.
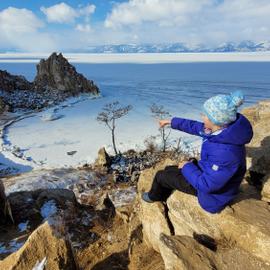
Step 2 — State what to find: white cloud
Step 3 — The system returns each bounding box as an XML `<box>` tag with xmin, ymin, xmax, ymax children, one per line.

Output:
<box><xmin>41</xmin><ymin>2</ymin><xmax>78</xmax><ymax>23</ymax></box>
<box><xmin>105</xmin><ymin>0</ymin><xmax>211</xmax><ymax>28</ymax></box>
<box><xmin>76</xmin><ymin>4</ymin><xmax>96</xmax><ymax>32</ymax></box>
<box><xmin>104</xmin><ymin>0</ymin><xmax>270</xmax><ymax>45</ymax></box>
<box><xmin>76</xmin><ymin>24</ymin><xmax>92</xmax><ymax>32</ymax></box>
<box><xmin>41</xmin><ymin>2</ymin><xmax>95</xmax><ymax>24</ymax></box>
<box><xmin>0</xmin><ymin>7</ymin><xmax>56</xmax><ymax>52</ymax></box>
<box><xmin>0</xmin><ymin>7</ymin><xmax>43</xmax><ymax>33</ymax></box>
<box><xmin>79</xmin><ymin>4</ymin><xmax>96</xmax><ymax>16</ymax></box>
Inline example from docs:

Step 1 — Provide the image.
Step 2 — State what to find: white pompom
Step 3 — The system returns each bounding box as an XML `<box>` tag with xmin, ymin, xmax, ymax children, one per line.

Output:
<box><xmin>230</xmin><ymin>91</ymin><xmax>244</xmax><ymax>107</ymax></box>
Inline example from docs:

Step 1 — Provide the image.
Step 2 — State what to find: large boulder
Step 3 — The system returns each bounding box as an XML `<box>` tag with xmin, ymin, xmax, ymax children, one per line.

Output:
<box><xmin>167</xmin><ymin>190</ymin><xmax>270</xmax><ymax>264</ymax></box>
<box><xmin>0</xmin><ymin>187</ymin><xmax>80</xmax><ymax>269</ymax></box>
<box><xmin>0</xmin><ymin>221</ymin><xmax>76</xmax><ymax>270</ymax></box>
<box><xmin>139</xmin><ymin>200</ymin><xmax>172</xmax><ymax>252</ymax></box>
<box><xmin>7</xmin><ymin>188</ymin><xmax>77</xmax><ymax>225</ymax></box>
<box><xmin>159</xmin><ymin>234</ymin><xmax>217</xmax><ymax>270</ymax></box>
<box><xmin>33</xmin><ymin>52</ymin><xmax>99</xmax><ymax>95</ymax></box>
<box><xmin>94</xmin><ymin>147</ymin><xmax>111</xmax><ymax>168</ymax></box>
<box><xmin>137</xmin><ymin>158</ymin><xmax>177</xmax><ymax>252</ymax></box>
<box><xmin>137</xmin><ymin>157</ymin><xmax>270</xmax><ymax>267</ymax></box>
<box><xmin>159</xmin><ymin>234</ymin><xmax>269</xmax><ymax>270</ymax></box>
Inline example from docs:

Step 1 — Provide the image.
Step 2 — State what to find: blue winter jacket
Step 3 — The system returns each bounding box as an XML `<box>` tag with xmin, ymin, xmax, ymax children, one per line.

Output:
<box><xmin>171</xmin><ymin>113</ymin><xmax>253</xmax><ymax>213</ymax></box>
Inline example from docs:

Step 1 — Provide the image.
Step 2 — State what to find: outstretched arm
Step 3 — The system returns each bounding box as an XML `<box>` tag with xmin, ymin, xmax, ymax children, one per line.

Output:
<box><xmin>169</xmin><ymin>117</ymin><xmax>204</xmax><ymax>137</ymax></box>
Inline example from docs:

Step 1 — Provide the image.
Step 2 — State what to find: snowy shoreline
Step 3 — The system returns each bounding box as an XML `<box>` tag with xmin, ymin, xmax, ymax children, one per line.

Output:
<box><xmin>0</xmin><ymin>94</ymin><xmax>108</xmax><ymax>174</ymax></box>
<box><xmin>0</xmin><ymin>112</ymin><xmax>36</xmax><ymax>175</ymax></box>
<box><xmin>1</xmin><ymin>52</ymin><xmax>270</xmax><ymax>63</ymax></box>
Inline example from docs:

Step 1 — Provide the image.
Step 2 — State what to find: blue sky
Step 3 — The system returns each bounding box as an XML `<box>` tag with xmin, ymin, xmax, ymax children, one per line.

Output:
<box><xmin>0</xmin><ymin>1</ymin><xmax>125</xmax><ymax>22</ymax></box>
<box><xmin>0</xmin><ymin>0</ymin><xmax>269</xmax><ymax>52</ymax></box>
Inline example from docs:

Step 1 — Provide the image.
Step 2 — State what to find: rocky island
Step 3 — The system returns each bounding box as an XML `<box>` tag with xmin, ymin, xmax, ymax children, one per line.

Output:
<box><xmin>0</xmin><ymin>52</ymin><xmax>99</xmax><ymax>111</ymax></box>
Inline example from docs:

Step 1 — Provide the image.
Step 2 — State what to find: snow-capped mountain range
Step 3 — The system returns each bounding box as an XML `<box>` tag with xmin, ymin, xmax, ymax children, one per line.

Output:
<box><xmin>83</xmin><ymin>41</ymin><xmax>270</xmax><ymax>53</ymax></box>
<box><xmin>1</xmin><ymin>41</ymin><xmax>269</xmax><ymax>54</ymax></box>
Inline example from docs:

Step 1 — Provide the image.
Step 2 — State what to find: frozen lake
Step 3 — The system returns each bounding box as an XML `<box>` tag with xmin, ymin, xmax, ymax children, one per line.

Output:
<box><xmin>1</xmin><ymin>54</ymin><xmax>270</xmax><ymax>171</ymax></box>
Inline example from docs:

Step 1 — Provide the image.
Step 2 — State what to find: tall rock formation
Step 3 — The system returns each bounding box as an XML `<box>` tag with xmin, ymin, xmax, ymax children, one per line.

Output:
<box><xmin>33</xmin><ymin>52</ymin><xmax>99</xmax><ymax>95</ymax></box>
<box><xmin>0</xmin><ymin>52</ymin><xmax>100</xmax><ymax>111</ymax></box>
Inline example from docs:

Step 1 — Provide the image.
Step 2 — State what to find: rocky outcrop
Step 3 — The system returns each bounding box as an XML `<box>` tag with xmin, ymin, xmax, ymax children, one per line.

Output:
<box><xmin>0</xmin><ymin>70</ymin><xmax>32</xmax><ymax>92</ymax></box>
<box><xmin>167</xmin><ymin>188</ymin><xmax>270</xmax><ymax>263</ymax></box>
<box><xmin>159</xmin><ymin>234</ymin><xmax>218</xmax><ymax>270</ymax></box>
<box><xmin>0</xmin><ymin>187</ymin><xmax>83</xmax><ymax>269</ymax></box>
<box><xmin>0</xmin><ymin>221</ymin><xmax>76</xmax><ymax>270</ymax></box>
<box><xmin>94</xmin><ymin>147</ymin><xmax>112</xmax><ymax>168</ymax></box>
<box><xmin>137</xmin><ymin>158</ymin><xmax>177</xmax><ymax>252</ymax></box>
<box><xmin>159</xmin><ymin>234</ymin><xmax>269</xmax><ymax>270</ymax></box>
<box><xmin>7</xmin><ymin>188</ymin><xmax>77</xmax><ymax>224</ymax></box>
<box><xmin>137</xmin><ymin>158</ymin><xmax>270</xmax><ymax>268</ymax></box>
<box><xmin>136</xmin><ymin>100</ymin><xmax>270</xmax><ymax>269</ymax></box>
<box><xmin>33</xmin><ymin>52</ymin><xmax>99</xmax><ymax>95</ymax></box>
<box><xmin>0</xmin><ymin>52</ymin><xmax>99</xmax><ymax>111</ymax></box>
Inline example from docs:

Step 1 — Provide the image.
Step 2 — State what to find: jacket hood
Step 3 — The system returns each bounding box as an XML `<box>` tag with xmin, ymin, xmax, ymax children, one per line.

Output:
<box><xmin>204</xmin><ymin>113</ymin><xmax>253</xmax><ymax>145</ymax></box>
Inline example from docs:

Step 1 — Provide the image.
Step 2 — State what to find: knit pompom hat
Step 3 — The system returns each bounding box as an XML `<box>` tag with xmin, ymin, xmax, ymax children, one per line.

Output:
<box><xmin>202</xmin><ymin>91</ymin><xmax>244</xmax><ymax>126</ymax></box>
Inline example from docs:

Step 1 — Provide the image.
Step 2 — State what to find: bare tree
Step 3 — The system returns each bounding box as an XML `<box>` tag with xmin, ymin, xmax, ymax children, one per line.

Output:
<box><xmin>97</xmin><ymin>101</ymin><xmax>132</xmax><ymax>155</ymax></box>
<box><xmin>150</xmin><ymin>103</ymin><xmax>172</xmax><ymax>152</ymax></box>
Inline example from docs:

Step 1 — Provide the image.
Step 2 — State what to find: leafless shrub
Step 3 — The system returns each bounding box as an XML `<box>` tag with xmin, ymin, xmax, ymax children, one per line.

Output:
<box><xmin>97</xmin><ymin>101</ymin><xmax>132</xmax><ymax>155</ymax></box>
<box><xmin>150</xmin><ymin>103</ymin><xmax>171</xmax><ymax>152</ymax></box>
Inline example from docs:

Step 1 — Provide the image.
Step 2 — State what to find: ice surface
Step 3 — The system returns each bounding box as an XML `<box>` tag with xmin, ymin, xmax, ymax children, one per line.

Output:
<box><xmin>1</xmin><ymin>92</ymin><xmax>199</xmax><ymax>172</ymax></box>
<box><xmin>41</xmin><ymin>112</ymin><xmax>64</xmax><ymax>122</ymax></box>
<box><xmin>0</xmin><ymin>52</ymin><xmax>270</xmax><ymax>63</ymax></box>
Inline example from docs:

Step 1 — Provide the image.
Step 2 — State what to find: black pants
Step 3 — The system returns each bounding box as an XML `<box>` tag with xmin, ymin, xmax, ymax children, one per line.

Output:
<box><xmin>148</xmin><ymin>165</ymin><xmax>197</xmax><ymax>201</ymax></box>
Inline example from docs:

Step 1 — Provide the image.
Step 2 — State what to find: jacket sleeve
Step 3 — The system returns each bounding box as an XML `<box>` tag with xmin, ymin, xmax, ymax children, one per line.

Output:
<box><xmin>181</xmin><ymin>159</ymin><xmax>239</xmax><ymax>193</ymax></box>
<box><xmin>171</xmin><ymin>117</ymin><xmax>204</xmax><ymax>137</ymax></box>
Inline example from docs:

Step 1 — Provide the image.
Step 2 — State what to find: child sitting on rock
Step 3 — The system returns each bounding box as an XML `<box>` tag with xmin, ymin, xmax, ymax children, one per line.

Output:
<box><xmin>142</xmin><ymin>91</ymin><xmax>253</xmax><ymax>213</ymax></box>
